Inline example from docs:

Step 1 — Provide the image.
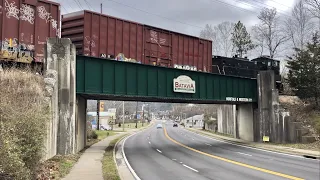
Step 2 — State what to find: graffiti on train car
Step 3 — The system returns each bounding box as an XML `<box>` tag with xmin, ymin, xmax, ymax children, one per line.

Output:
<box><xmin>4</xmin><ymin>0</ymin><xmax>59</xmax><ymax>34</ymax></box>
<box><xmin>0</xmin><ymin>38</ymin><xmax>35</xmax><ymax>63</ymax></box>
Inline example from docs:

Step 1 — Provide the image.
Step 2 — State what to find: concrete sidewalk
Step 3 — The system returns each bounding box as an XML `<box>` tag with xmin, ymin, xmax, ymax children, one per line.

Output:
<box><xmin>187</xmin><ymin>128</ymin><xmax>320</xmax><ymax>158</ymax></box>
<box><xmin>63</xmin><ymin>130</ymin><xmax>138</xmax><ymax>180</ymax></box>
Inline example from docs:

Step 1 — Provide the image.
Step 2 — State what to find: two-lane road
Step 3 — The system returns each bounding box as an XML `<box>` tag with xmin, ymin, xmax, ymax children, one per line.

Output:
<box><xmin>123</xmin><ymin>120</ymin><xmax>320</xmax><ymax>180</ymax></box>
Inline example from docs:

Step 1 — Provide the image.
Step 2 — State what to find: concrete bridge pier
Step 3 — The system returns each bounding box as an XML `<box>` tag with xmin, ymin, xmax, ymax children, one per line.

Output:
<box><xmin>75</xmin><ymin>95</ymin><xmax>87</xmax><ymax>152</ymax></box>
<box><xmin>237</xmin><ymin>104</ymin><xmax>254</xmax><ymax>141</ymax></box>
<box><xmin>46</xmin><ymin>38</ymin><xmax>77</xmax><ymax>155</ymax></box>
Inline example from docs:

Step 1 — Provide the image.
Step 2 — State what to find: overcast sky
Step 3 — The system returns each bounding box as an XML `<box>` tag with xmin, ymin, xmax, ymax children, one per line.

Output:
<box><xmin>56</xmin><ymin>0</ymin><xmax>297</xmax><ymax>37</ymax></box>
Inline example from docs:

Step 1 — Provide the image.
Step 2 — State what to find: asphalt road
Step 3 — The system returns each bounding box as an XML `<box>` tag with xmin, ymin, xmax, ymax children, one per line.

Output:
<box><xmin>123</xmin><ymin>120</ymin><xmax>320</xmax><ymax>180</ymax></box>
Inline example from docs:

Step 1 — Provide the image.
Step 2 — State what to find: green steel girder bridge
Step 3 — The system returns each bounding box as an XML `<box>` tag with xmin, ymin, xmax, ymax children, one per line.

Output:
<box><xmin>76</xmin><ymin>56</ymin><xmax>257</xmax><ymax>104</ymax></box>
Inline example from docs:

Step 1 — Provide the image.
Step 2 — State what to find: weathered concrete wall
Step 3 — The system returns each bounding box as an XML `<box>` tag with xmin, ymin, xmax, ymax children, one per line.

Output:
<box><xmin>76</xmin><ymin>95</ymin><xmax>87</xmax><ymax>152</ymax></box>
<box><xmin>237</xmin><ymin>104</ymin><xmax>254</xmax><ymax>141</ymax></box>
<box><xmin>46</xmin><ymin>38</ymin><xmax>76</xmax><ymax>155</ymax></box>
<box><xmin>257</xmin><ymin>71</ymin><xmax>275</xmax><ymax>142</ymax></box>
<box><xmin>217</xmin><ymin>105</ymin><xmax>235</xmax><ymax>136</ymax></box>
<box><xmin>43</xmin><ymin>69</ymin><xmax>58</xmax><ymax>160</ymax></box>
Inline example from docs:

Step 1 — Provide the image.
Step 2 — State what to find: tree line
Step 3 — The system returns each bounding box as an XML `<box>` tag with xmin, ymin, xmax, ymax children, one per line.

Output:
<box><xmin>200</xmin><ymin>0</ymin><xmax>320</xmax><ymax>107</ymax></box>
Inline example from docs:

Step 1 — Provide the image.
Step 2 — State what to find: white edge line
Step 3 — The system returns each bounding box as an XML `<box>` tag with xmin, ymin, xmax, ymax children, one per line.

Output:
<box><xmin>123</xmin><ymin>130</ymin><xmax>150</xmax><ymax>180</ymax></box>
<box><xmin>156</xmin><ymin>149</ymin><xmax>162</xmax><ymax>153</ymax></box>
<box><xmin>205</xmin><ymin>143</ymin><xmax>212</xmax><ymax>146</ymax></box>
<box><xmin>237</xmin><ymin>152</ymin><xmax>252</xmax><ymax>156</ymax></box>
<box><xmin>113</xmin><ymin>133</ymin><xmax>130</xmax><ymax>179</ymax></box>
<box><xmin>182</xmin><ymin>164</ymin><xmax>199</xmax><ymax>172</ymax></box>
<box><xmin>183</xmin><ymin>128</ymin><xmax>320</xmax><ymax>161</ymax></box>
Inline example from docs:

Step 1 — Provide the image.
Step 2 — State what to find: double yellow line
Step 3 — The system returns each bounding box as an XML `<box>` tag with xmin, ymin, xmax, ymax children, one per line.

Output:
<box><xmin>163</xmin><ymin>127</ymin><xmax>304</xmax><ymax>180</ymax></box>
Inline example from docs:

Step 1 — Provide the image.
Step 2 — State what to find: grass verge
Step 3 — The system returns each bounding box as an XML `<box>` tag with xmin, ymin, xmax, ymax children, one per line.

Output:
<box><xmin>188</xmin><ymin>128</ymin><xmax>233</xmax><ymax>138</ymax></box>
<box><xmin>86</xmin><ymin>130</ymin><xmax>119</xmax><ymax>148</ymax></box>
<box><xmin>102</xmin><ymin>134</ymin><xmax>128</xmax><ymax>180</ymax></box>
<box><xmin>39</xmin><ymin>154</ymin><xmax>81</xmax><ymax>180</ymax></box>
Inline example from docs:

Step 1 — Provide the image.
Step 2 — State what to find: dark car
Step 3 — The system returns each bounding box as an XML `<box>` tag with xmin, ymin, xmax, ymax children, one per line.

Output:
<box><xmin>173</xmin><ymin>123</ymin><xmax>178</xmax><ymax>127</ymax></box>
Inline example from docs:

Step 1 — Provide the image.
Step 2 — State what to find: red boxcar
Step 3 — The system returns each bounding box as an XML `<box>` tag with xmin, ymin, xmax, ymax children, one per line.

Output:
<box><xmin>62</xmin><ymin>10</ymin><xmax>212</xmax><ymax>72</ymax></box>
<box><xmin>0</xmin><ymin>0</ymin><xmax>60</xmax><ymax>63</ymax></box>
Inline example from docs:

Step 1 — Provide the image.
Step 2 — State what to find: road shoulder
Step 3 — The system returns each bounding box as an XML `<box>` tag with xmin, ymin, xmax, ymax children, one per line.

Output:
<box><xmin>185</xmin><ymin>128</ymin><xmax>320</xmax><ymax>159</ymax></box>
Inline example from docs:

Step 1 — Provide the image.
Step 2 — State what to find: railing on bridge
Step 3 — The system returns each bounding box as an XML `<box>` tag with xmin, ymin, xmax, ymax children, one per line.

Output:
<box><xmin>76</xmin><ymin>56</ymin><xmax>257</xmax><ymax>104</ymax></box>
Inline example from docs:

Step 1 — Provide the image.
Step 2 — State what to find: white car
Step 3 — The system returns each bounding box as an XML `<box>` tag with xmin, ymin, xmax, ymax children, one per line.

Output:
<box><xmin>156</xmin><ymin>124</ymin><xmax>163</xmax><ymax>129</ymax></box>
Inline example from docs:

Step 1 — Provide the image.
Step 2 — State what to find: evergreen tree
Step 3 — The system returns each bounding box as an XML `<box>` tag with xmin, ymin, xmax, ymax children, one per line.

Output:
<box><xmin>231</xmin><ymin>21</ymin><xmax>256</xmax><ymax>57</ymax></box>
<box><xmin>287</xmin><ymin>33</ymin><xmax>320</xmax><ymax>106</ymax></box>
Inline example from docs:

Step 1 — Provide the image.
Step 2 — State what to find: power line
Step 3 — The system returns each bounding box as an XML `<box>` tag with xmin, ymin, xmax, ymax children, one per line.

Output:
<box><xmin>74</xmin><ymin>0</ymin><xmax>83</xmax><ymax>9</ymax></box>
<box><xmin>238</xmin><ymin>0</ymin><xmax>292</xmax><ymax>17</ymax></box>
<box><xmin>107</xmin><ymin>0</ymin><xmax>206</xmax><ymax>29</ymax></box>
<box><xmin>206</xmin><ymin>0</ymin><xmax>260</xmax><ymax>15</ymax></box>
<box><xmin>83</xmin><ymin>0</ymin><xmax>94</xmax><ymax>11</ymax></box>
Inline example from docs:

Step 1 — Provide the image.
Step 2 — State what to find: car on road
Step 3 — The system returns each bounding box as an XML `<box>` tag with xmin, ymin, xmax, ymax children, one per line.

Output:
<box><xmin>173</xmin><ymin>123</ymin><xmax>178</xmax><ymax>127</ymax></box>
<box><xmin>156</xmin><ymin>124</ymin><xmax>163</xmax><ymax>129</ymax></box>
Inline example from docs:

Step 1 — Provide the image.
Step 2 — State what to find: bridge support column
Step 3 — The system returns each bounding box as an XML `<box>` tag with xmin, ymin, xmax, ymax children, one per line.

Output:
<box><xmin>75</xmin><ymin>95</ymin><xmax>87</xmax><ymax>152</ymax></box>
<box><xmin>217</xmin><ymin>105</ymin><xmax>236</xmax><ymax>137</ymax></box>
<box><xmin>237</xmin><ymin>104</ymin><xmax>254</xmax><ymax>141</ymax></box>
<box><xmin>46</xmin><ymin>38</ymin><xmax>77</xmax><ymax>155</ymax></box>
<box><xmin>257</xmin><ymin>71</ymin><xmax>280</xmax><ymax>142</ymax></box>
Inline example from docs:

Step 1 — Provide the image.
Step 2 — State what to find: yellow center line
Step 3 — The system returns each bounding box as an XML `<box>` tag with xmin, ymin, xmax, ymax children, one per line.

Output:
<box><xmin>163</xmin><ymin>127</ymin><xmax>304</xmax><ymax>180</ymax></box>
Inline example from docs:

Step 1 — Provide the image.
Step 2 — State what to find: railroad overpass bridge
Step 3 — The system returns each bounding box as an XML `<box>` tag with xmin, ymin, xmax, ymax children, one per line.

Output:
<box><xmin>44</xmin><ymin>38</ymin><xmax>277</xmax><ymax>159</ymax></box>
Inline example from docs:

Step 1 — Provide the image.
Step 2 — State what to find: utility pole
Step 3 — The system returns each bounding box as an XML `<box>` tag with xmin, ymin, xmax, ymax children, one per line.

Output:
<box><xmin>97</xmin><ymin>100</ymin><xmax>100</xmax><ymax>130</ymax></box>
<box><xmin>122</xmin><ymin>101</ymin><xmax>125</xmax><ymax>132</ymax></box>
<box><xmin>135</xmin><ymin>101</ymin><xmax>138</xmax><ymax>128</ymax></box>
<box><xmin>142</xmin><ymin>105</ymin><xmax>144</xmax><ymax>127</ymax></box>
<box><xmin>100</xmin><ymin>3</ymin><xmax>102</xmax><ymax>13</ymax></box>
<box><xmin>148</xmin><ymin>105</ymin><xmax>150</xmax><ymax>123</ymax></box>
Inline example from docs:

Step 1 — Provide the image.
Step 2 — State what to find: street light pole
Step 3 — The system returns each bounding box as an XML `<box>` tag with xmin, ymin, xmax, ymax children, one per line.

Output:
<box><xmin>122</xmin><ymin>101</ymin><xmax>125</xmax><ymax>132</ymax></box>
<box><xmin>135</xmin><ymin>101</ymin><xmax>138</xmax><ymax>128</ymax></box>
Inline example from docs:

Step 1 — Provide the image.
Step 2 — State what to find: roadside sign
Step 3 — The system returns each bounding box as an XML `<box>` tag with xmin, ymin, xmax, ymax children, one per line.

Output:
<box><xmin>263</xmin><ymin>136</ymin><xmax>269</xmax><ymax>142</ymax></box>
<box><xmin>108</xmin><ymin>117</ymin><xmax>116</xmax><ymax>125</ymax></box>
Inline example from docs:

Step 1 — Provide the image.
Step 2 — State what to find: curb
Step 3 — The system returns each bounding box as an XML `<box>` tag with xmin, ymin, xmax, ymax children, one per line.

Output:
<box><xmin>185</xmin><ymin>128</ymin><xmax>320</xmax><ymax>160</ymax></box>
<box><xmin>113</xmin><ymin>133</ymin><xmax>132</xmax><ymax>179</ymax></box>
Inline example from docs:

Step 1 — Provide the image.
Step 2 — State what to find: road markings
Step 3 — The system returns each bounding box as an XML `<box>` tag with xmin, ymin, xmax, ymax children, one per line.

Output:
<box><xmin>183</xmin><ymin>164</ymin><xmax>199</xmax><ymax>172</ymax></box>
<box><xmin>172</xmin><ymin>159</ymin><xmax>177</xmax><ymax>161</ymax></box>
<box><xmin>237</xmin><ymin>152</ymin><xmax>252</xmax><ymax>157</ymax></box>
<box><xmin>180</xmin><ymin>162</ymin><xmax>183</xmax><ymax>164</ymax></box>
<box><xmin>164</xmin><ymin>127</ymin><xmax>304</xmax><ymax>180</ymax></box>
<box><xmin>156</xmin><ymin>149</ymin><xmax>162</xmax><ymax>153</ymax></box>
<box><xmin>205</xmin><ymin>143</ymin><xmax>212</xmax><ymax>146</ymax></box>
<box><xmin>148</xmin><ymin>141</ymin><xmax>151</xmax><ymax>144</ymax></box>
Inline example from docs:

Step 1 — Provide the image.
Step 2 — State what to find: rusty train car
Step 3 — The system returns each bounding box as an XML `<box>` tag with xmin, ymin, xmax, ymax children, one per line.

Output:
<box><xmin>61</xmin><ymin>10</ymin><xmax>212</xmax><ymax>72</ymax></box>
<box><xmin>0</xmin><ymin>0</ymin><xmax>60</xmax><ymax>70</ymax></box>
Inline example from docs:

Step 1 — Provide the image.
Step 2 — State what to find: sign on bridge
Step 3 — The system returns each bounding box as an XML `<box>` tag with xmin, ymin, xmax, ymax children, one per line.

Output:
<box><xmin>173</xmin><ymin>75</ymin><xmax>195</xmax><ymax>94</ymax></box>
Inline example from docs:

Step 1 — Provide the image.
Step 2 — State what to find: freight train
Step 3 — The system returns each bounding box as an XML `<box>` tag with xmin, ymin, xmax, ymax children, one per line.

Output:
<box><xmin>212</xmin><ymin>55</ymin><xmax>283</xmax><ymax>92</ymax></box>
<box><xmin>0</xmin><ymin>0</ymin><xmax>283</xmax><ymax>92</ymax></box>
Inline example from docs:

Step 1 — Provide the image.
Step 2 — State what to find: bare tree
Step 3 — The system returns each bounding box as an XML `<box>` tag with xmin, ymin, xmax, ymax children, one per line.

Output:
<box><xmin>200</xmin><ymin>22</ymin><xmax>234</xmax><ymax>56</ymax></box>
<box><xmin>254</xmin><ymin>8</ymin><xmax>289</xmax><ymax>58</ymax></box>
<box><xmin>200</xmin><ymin>24</ymin><xmax>219</xmax><ymax>55</ymax></box>
<box><xmin>304</xmin><ymin>0</ymin><xmax>320</xmax><ymax>19</ymax></box>
<box><xmin>215</xmin><ymin>22</ymin><xmax>234</xmax><ymax>57</ymax></box>
<box><xmin>252</xmin><ymin>25</ymin><xmax>265</xmax><ymax>56</ymax></box>
<box><xmin>285</xmin><ymin>0</ymin><xmax>315</xmax><ymax>49</ymax></box>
